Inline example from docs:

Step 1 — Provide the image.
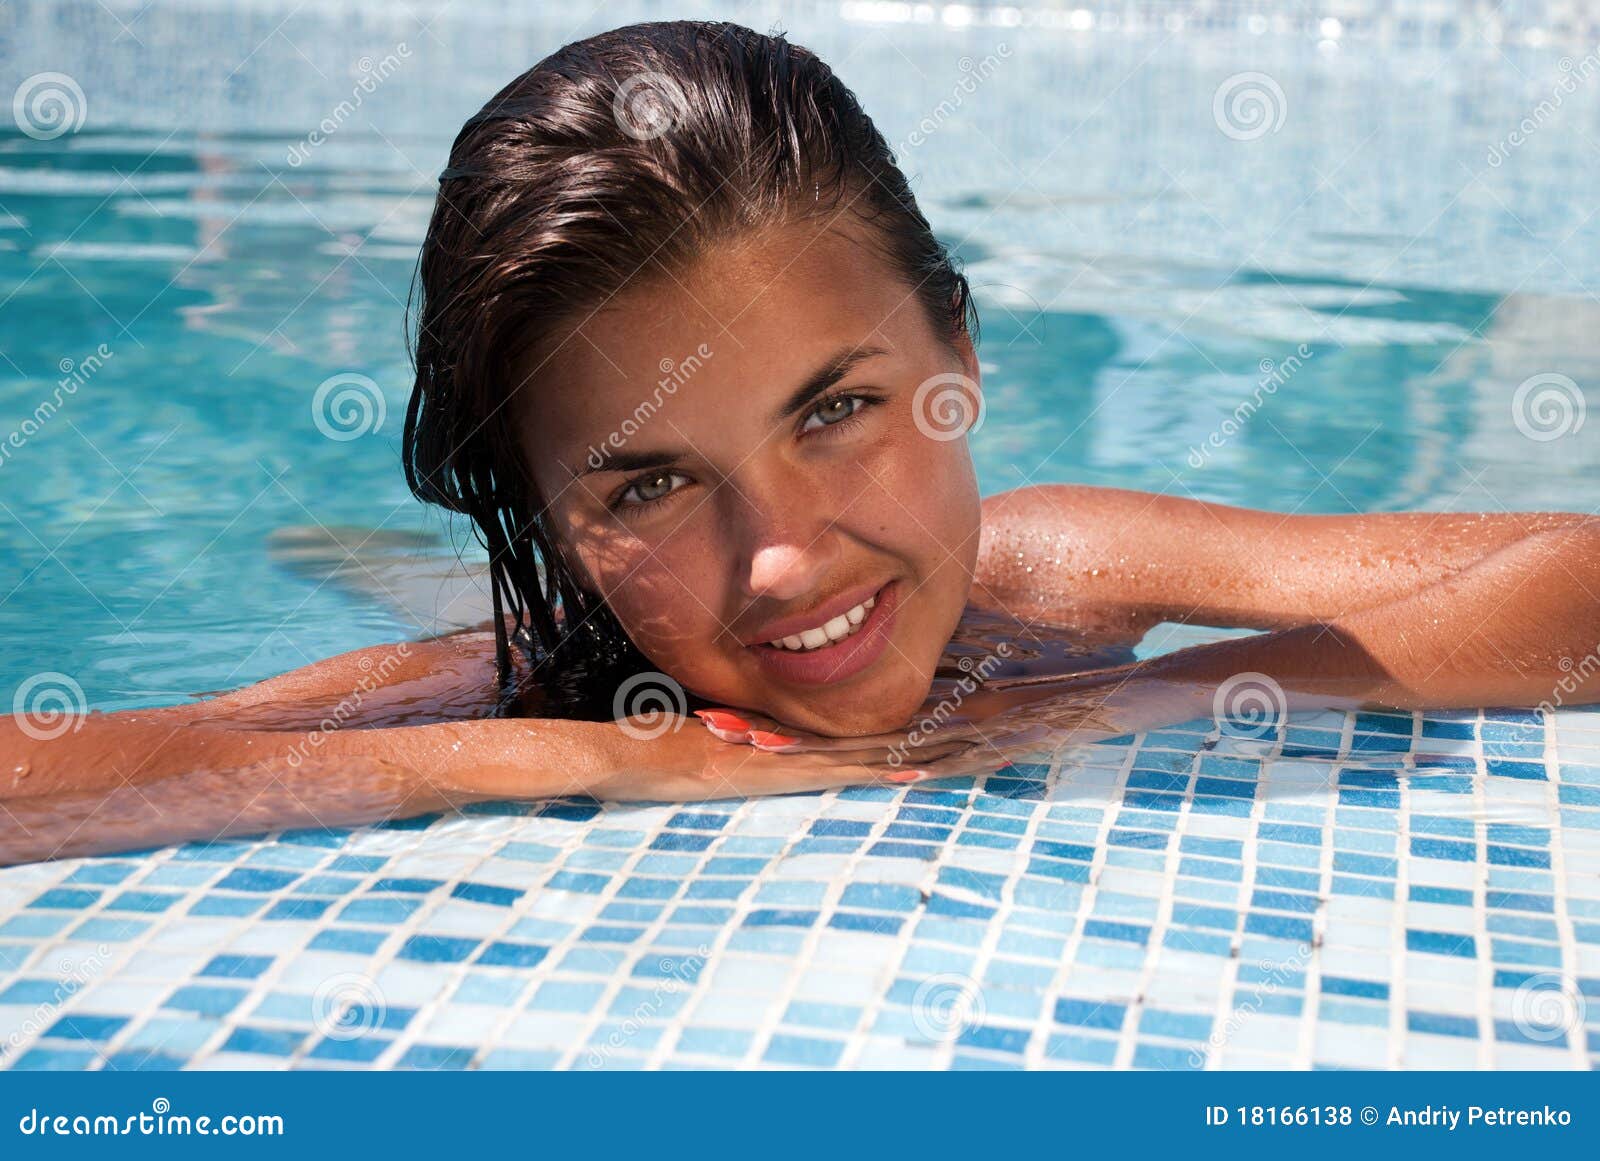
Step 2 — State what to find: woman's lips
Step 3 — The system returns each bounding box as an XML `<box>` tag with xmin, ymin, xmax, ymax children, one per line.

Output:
<box><xmin>746</xmin><ymin>580</ymin><xmax>901</xmax><ymax>686</ymax></box>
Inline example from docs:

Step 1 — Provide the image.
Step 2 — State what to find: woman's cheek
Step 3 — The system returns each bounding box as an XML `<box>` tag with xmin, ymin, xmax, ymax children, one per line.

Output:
<box><xmin>596</xmin><ymin>536</ymin><xmax>723</xmax><ymax>657</ymax></box>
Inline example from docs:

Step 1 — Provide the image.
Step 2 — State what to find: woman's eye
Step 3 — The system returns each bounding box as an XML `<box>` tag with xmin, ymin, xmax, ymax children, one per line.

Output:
<box><xmin>801</xmin><ymin>394</ymin><xmax>864</xmax><ymax>432</ymax></box>
<box><xmin>619</xmin><ymin>470</ymin><xmax>686</xmax><ymax>507</ymax></box>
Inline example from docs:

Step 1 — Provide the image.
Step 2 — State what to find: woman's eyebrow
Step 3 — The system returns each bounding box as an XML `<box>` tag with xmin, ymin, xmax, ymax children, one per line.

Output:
<box><xmin>574</xmin><ymin>448</ymin><xmax>685</xmax><ymax>478</ymax></box>
<box><xmin>770</xmin><ymin>343</ymin><xmax>892</xmax><ymax>425</ymax></box>
<box><xmin>571</xmin><ymin>342</ymin><xmax>892</xmax><ymax>479</ymax></box>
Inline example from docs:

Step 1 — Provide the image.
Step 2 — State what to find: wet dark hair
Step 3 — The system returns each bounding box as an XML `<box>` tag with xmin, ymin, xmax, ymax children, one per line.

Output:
<box><xmin>404</xmin><ymin>19</ymin><xmax>976</xmax><ymax>718</ymax></box>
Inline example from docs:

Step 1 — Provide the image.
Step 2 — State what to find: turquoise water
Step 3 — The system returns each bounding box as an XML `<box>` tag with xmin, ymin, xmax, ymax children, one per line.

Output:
<box><xmin>3</xmin><ymin>0</ymin><xmax>1599</xmax><ymax>709</ymax></box>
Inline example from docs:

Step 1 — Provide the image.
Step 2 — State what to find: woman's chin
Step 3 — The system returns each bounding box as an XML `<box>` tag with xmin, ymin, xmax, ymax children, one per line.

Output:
<box><xmin>770</xmin><ymin>680</ymin><xmax>930</xmax><ymax>739</ymax></box>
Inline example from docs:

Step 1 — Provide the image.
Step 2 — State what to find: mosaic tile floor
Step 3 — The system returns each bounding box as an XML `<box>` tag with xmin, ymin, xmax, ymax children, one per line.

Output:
<box><xmin>1</xmin><ymin>703</ymin><xmax>1597</xmax><ymax>1071</ymax></box>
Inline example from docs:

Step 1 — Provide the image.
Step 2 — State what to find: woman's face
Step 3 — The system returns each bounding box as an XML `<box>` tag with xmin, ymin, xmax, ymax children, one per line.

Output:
<box><xmin>521</xmin><ymin>216</ymin><xmax>982</xmax><ymax>735</ymax></box>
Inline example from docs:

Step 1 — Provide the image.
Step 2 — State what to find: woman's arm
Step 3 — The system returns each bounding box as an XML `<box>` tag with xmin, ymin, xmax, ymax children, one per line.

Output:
<box><xmin>975</xmin><ymin>483</ymin><xmax>1597</xmax><ymax>639</ymax></box>
<box><xmin>154</xmin><ymin>620</ymin><xmax>509</xmax><ymax>729</ymax></box>
<box><xmin>1</xmin><ymin>622</ymin><xmax>965</xmax><ymax>864</ymax></box>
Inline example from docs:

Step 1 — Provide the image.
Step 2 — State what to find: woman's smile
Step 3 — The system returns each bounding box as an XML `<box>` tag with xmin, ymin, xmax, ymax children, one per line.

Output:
<box><xmin>742</xmin><ymin>577</ymin><xmax>901</xmax><ymax>686</ymax></box>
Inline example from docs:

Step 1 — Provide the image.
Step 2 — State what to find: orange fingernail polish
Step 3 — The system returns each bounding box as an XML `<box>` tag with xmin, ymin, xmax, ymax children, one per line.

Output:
<box><xmin>694</xmin><ymin>709</ymin><xmax>751</xmax><ymax>731</ymax></box>
<box><xmin>748</xmin><ymin>730</ymin><xmax>800</xmax><ymax>748</ymax></box>
<box><xmin>887</xmin><ymin>769</ymin><xmax>925</xmax><ymax>783</ymax></box>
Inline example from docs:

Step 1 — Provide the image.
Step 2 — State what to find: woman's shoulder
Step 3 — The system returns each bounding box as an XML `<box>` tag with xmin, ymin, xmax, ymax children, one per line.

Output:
<box><xmin>979</xmin><ymin>483</ymin><xmax>1164</xmax><ymax>549</ymax></box>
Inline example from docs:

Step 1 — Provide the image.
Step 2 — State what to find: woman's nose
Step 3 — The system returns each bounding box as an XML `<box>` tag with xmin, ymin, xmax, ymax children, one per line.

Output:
<box><xmin>744</xmin><ymin>539</ymin><xmax>837</xmax><ymax>602</ymax></box>
<box><xmin>736</xmin><ymin>491</ymin><xmax>841</xmax><ymax>602</ymax></box>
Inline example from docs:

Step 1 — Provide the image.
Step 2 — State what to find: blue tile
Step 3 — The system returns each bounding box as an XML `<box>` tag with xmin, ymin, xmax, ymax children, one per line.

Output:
<box><xmin>43</xmin><ymin>1014</ymin><xmax>127</xmax><ymax>1041</ymax></box>
<box><xmin>215</xmin><ymin>869</ymin><xmax>299</xmax><ymax>892</ymax></box>
<box><xmin>222</xmin><ymin>1026</ymin><xmax>304</xmax><ymax>1056</ymax></box>
<box><xmin>398</xmin><ymin>936</ymin><xmax>480</xmax><ymax>963</ymax></box>
<box><xmin>763</xmin><ymin>1033</ymin><xmax>843</xmax><ymax>1067</ymax></box>
<box><xmin>1406</xmin><ymin>930</ymin><xmax>1477</xmax><ymax>958</ymax></box>
<box><xmin>308</xmin><ymin>928</ymin><xmax>387</xmax><ymax>954</ymax></box>
<box><xmin>199</xmin><ymin>954</ymin><xmax>273</xmax><ymax>980</ymax></box>
<box><xmin>452</xmin><ymin>881</ymin><xmax>523</xmax><ymax>907</ymax></box>
<box><xmin>163</xmin><ymin>985</ymin><xmax>247</xmax><ymax>1016</ymax></box>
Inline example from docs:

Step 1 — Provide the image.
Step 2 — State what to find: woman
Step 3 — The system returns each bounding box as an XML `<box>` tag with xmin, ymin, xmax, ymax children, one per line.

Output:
<box><xmin>3</xmin><ymin>21</ymin><xmax>1596</xmax><ymax>864</ymax></box>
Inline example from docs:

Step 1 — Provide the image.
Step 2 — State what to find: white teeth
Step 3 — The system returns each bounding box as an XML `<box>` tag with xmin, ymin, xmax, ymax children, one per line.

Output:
<box><xmin>764</xmin><ymin>594</ymin><xmax>879</xmax><ymax>652</ymax></box>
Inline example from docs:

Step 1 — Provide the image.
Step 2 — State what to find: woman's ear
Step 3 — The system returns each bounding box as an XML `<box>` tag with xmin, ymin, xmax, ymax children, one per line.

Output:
<box><xmin>951</xmin><ymin>327</ymin><xmax>980</xmax><ymax>390</ymax></box>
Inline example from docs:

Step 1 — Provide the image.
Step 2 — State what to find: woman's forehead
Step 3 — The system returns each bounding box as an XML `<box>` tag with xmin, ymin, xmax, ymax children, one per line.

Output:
<box><xmin>521</xmin><ymin>223</ymin><xmax>928</xmax><ymax>445</ymax></box>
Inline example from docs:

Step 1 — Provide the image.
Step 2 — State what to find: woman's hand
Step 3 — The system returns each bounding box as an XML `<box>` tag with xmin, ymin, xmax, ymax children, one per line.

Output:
<box><xmin>586</xmin><ymin>714</ymin><xmax>996</xmax><ymax>800</ymax></box>
<box><xmin>688</xmin><ymin>664</ymin><xmax>1149</xmax><ymax>770</ymax></box>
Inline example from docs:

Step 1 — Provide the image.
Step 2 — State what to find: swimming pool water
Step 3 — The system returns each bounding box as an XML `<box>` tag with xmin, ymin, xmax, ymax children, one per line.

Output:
<box><xmin>1</xmin><ymin>0</ymin><xmax>1597</xmax><ymax>1070</ymax></box>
